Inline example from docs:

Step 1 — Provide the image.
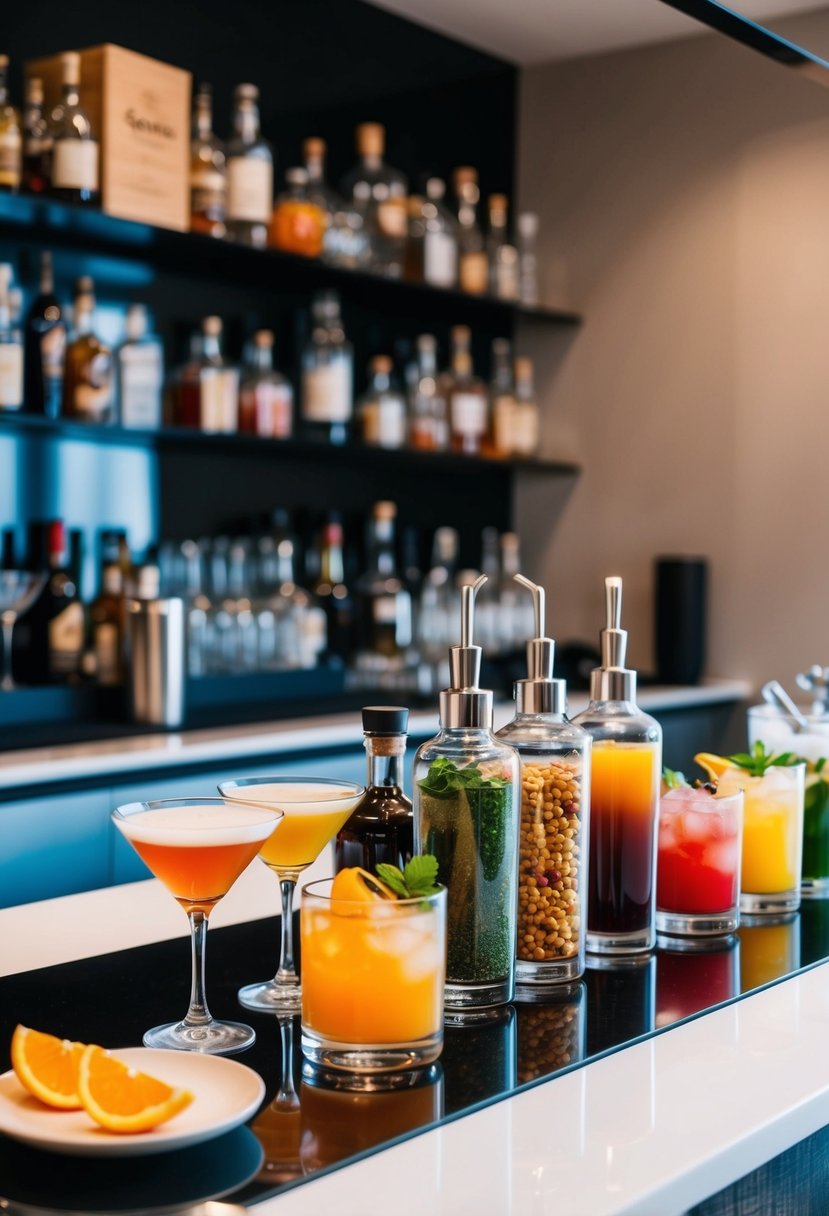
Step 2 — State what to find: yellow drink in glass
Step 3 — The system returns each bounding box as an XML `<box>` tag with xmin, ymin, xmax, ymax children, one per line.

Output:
<box><xmin>718</xmin><ymin>763</ymin><xmax>805</xmax><ymax>914</ymax></box>
<box><xmin>300</xmin><ymin>878</ymin><xmax>446</xmax><ymax>1073</ymax></box>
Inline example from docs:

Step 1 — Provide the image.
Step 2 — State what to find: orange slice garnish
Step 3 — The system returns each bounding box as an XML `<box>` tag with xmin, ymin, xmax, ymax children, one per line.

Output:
<box><xmin>77</xmin><ymin>1045</ymin><xmax>193</xmax><ymax>1134</ymax></box>
<box><xmin>11</xmin><ymin>1025</ymin><xmax>86</xmax><ymax>1109</ymax></box>
<box><xmin>330</xmin><ymin>866</ymin><xmax>397</xmax><ymax>903</ymax></box>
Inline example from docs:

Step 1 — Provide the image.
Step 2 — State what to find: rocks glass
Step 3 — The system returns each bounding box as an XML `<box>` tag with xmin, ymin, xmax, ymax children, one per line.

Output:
<box><xmin>656</xmin><ymin>786</ymin><xmax>744</xmax><ymax>936</ymax></box>
<box><xmin>718</xmin><ymin>763</ymin><xmax>805</xmax><ymax>915</ymax></box>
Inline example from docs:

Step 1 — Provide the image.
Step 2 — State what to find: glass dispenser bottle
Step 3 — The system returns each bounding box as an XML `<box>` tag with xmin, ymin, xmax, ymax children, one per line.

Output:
<box><xmin>572</xmin><ymin>577</ymin><xmax>662</xmax><ymax>955</ymax></box>
<box><xmin>335</xmin><ymin>705</ymin><xmax>414</xmax><ymax>873</ymax></box>
<box><xmin>414</xmin><ymin>575</ymin><xmax>520</xmax><ymax>1014</ymax></box>
<box><xmin>496</xmin><ymin>575</ymin><xmax>591</xmax><ymax>990</ymax></box>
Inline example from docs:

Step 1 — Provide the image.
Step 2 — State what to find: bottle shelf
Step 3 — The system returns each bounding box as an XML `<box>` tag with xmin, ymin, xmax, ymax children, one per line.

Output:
<box><xmin>0</xmin><ymin>410</ymin><xmax>582</xmax><ymax>477</ymax></box>
<box><xmin>0</xmin><ymin>191</ymin><xmax>582</xmax><ymax>330</ymax></box>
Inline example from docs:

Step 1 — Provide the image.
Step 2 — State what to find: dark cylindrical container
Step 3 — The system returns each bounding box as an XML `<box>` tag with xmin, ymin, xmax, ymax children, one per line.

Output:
<box><xmin>655</xmin><ymin>557</ymin><xmax>708</xmax><ymax>686</ymax></box>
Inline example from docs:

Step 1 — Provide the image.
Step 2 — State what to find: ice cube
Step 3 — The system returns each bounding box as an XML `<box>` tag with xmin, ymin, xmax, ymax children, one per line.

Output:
<box><xmin>681</xmin><ymin>808</ymin><xmax>713</xmax><ymax>844</ymax></box>
<box><xmin>703</xmin><ymin>840</ymin><xmax>740</xmax><ymax>877</ymax></box>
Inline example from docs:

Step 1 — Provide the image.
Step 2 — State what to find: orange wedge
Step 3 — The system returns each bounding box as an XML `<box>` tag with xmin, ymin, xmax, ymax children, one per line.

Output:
<box><xmin>77</xmin><ymin>1045</ymin><xmax>193</xmax><ymax>1134</ymax></box>
<box><xmin>11</xmin><ymin>1025</ymin><xmax>86</xmax><ymax>1109</ymax></box>
<box><xmin>694</xmin><ymin>752</ymin><xmax>730</xmax><ymax>782</ymax></box>
<box><xmin>331</xmin><ymin>866</ymin><xmax>397</xmax><ymax>902</ymax></box>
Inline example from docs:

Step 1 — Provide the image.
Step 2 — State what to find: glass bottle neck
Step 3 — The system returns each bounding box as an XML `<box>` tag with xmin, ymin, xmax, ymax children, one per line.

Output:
<box><xmin>234</xmin><ymin>104</ymin><xmax>260</xmax><ymax>144</ymax></box>
<box><xmin>202</xmin><ymin>334</ymin><xmax>222</xmax><ymax>361</ymax></box>
<box><xmin>305</xmin><ymin>154</ymin><xmax>324</xmax><ymax>184</ymax></box>
<box><xmin>61</xmin><ymin>83</ymin><xmax>80</xmax><ymax>108</ymax></box>
<box><xmin>320</xmin><ymin>543</ymin><xmax>344</xmax><ymax>584</ymax></box>
<box><xmin>74</xmin><ymin>305</ymin><xmax>93</xmax><ymax>337</ymax></box>
<box><xmin>366</xmin><ymin>745</ymin><xmax>405</xmax><ymax>789</ymax></box>
<box><xmin>194</xmin><ymin>101</ymin><xmax>213</xmax><ymax>140</ymax></box>
<box><xmin>252</xmin><ymin>344</ymin><xmax>273</xmax><ymax>372</ymax></box>
<box><xmin>370</xmin><ymin>370</ymin><xmax>391</xmax><ymax>393</ymax></box>
<box><xmin>417</xmin><ymin>349</ymin><xmax>437</xmax><ymax>378</ymax></box>
<box><xmin>361</xmin><ymin>152</ymin><xmax>382</xmax><ymax>172</ymax></box>
<box><xmin>367</xmin><ymin>521</ymin><xmax>396</xmax><ymax>575</ymax></box>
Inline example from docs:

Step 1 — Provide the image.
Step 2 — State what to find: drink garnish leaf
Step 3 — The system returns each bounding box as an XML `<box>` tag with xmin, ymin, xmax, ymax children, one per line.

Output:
<box><xmin>376</xmin><ymin>854</ymin><xmax>441</xmax><ymax>899</ymax></box>
<box><xmin>417</xmin><ymin>756</ymin><xmax>508</xmax><ymax>798</ymax></box>
<box><xmin>663</xmin><ymin>766</ymin><xmax>688</xmax><ymax>790</ymax></box>
<box><xmin>727</xmin><ymin>740</ymin><xmax>800</xmax><ymax>777</ymax></box>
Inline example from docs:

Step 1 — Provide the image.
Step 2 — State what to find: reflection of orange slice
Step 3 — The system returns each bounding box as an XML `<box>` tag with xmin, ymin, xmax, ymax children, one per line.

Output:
<box><xmin>694</xmin><ymin>752</ymin><xmax>730</xmax><ymax>782</ymax></box>
<box><xmin>11</xmin><ymin>1025</ymin><xmax>86</xmax><ymax>1110</ymax></box>
<box><xmin>77</xmin><ymin>1045</ymin><xmax>193</xmax><ymax>1134</ymax></box>
<box><xmin>330</xmin><ymin>867</ymin><xmax>397</xmax><ymax>902</ymax></box>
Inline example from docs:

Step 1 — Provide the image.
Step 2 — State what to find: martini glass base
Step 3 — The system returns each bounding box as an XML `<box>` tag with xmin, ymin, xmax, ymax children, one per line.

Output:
<box><xmin>143</xmin><ymin>1018</ymin><xmax>256</xmax><ymax>1055</ymax></box>
<box><xmin>238</xmin><ymin>978</ymin><xmax>302</xmax><ymax>1013</ymax></box>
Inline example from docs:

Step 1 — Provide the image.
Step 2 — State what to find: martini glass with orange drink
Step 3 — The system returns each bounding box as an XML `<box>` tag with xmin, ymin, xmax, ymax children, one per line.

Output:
<box><xmin>218</xmin><ymin>778</ymin><xmax>365</xmax><ymax>1012</ymax></box>
<box><xmin>112</xmin><ymin>797</ymin><xmax>282</xmax><ymax>1053</ymax></box>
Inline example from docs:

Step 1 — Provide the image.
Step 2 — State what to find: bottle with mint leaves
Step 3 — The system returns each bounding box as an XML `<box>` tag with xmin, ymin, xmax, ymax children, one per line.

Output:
<box><xmin>413</xmin><ymin>576</ymin><xmax>520</xmax><ymax>1014</ymax></box>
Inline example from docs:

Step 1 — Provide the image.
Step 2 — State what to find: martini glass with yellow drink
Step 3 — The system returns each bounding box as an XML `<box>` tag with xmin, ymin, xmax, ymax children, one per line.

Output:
<box><xmin>112</xmin><ymin>797</ymin><xmax>282</xmax><ymax>1053</ymax></box>
<box><xmin>218</xmin><ymin>778</ymin><xmax>365</xmax><ymax>1012</ymax></box>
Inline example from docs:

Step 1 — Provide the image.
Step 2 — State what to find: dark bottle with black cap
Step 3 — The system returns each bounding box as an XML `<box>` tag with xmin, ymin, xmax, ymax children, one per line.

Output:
<box><xmin>335</xmin><ymin>705</ymin><xmax>414</xmax><ymax>873</ymax></box>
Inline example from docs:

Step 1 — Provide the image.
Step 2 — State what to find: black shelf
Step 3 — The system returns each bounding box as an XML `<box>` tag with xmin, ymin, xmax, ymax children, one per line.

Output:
<box><xmin>0</xmin><ymin>192</ymin><xmax>582</xmax><ymax>330</ymax></box>
<box><xmin>0</xmin><ymin>411</ymin><xmax>582</xmax><ymax>478</ymax></box>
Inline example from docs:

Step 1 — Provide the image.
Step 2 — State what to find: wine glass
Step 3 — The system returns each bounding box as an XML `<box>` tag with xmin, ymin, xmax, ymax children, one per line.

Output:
<box><xmin>112</xmin><ymin>796</ymin><xmax>283</xmax><ymax>1054</ymax></box>
<box><xmin>218</xmin><ymin>777</ymin><xmax>365</xmax><ymax>1013</ymax></box>
<box><xmin>0</xmin><ymin>571</ymin><xmax>47</xmax><ymax>691</ymax></box>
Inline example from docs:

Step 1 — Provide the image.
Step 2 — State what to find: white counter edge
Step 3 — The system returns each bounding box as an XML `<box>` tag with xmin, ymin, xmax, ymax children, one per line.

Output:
<box><xmin>0</xmin><ymin>677</ymin><xmax>751</xmax><ymax>792</ymax></box>
<box><xmin>0</xmin><ymin>864</ymin><xmax>819</xmax><ymax>1216</ymax></box>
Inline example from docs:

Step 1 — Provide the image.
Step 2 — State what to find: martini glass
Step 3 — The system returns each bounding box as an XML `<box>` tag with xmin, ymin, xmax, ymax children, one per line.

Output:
<box><xmin>0</xmin><ymin>571</ymin><xmax>47</xmax><ymax>691</ymax></box>
<box><xmin>218</xmin><ymin>777</ymin><xmax>365</xmax><ymax>1013</ymax></box>
<box><xmin>113</xmin><ymin>796</ymin><xmax>283</xmax><ymax>1053</ymax></box>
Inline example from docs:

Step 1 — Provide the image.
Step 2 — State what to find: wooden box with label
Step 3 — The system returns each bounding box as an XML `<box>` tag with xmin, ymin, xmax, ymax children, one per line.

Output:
<box><xmin>27</xmin><ymin>45</ymin><xmax>191</xmax><ymax>232</ymax></box>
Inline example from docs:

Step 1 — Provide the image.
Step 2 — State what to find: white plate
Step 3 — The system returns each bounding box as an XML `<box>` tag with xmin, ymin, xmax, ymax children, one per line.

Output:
<box><xmin>0</xmin><ymin>1047</ymin><xmax>265</xmax><ymax>1157</ymax></box>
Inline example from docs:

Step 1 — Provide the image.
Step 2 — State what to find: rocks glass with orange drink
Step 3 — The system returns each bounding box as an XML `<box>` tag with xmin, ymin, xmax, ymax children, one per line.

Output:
<box><xmin>300</xmin><ymin>872</ymin><xmax>447</xmax><ymax>1073</ymax></box>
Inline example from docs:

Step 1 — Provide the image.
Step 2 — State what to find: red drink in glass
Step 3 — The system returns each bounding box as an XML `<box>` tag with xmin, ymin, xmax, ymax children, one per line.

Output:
<box><xmin>656</xmin><ymin>787</ymin><xmax>743</xmax><ymax>936</ymax></box>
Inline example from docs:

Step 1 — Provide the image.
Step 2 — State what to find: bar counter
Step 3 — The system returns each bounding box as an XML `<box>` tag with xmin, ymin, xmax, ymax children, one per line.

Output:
<box><xmin>2</xmin><ymin>854</ymin><xmax>829</xmax><ymax>1215</ymax></box>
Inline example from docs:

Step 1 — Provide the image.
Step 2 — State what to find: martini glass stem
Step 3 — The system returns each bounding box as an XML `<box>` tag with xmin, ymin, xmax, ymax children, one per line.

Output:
<box><xmin>1</xmin><ymin>612</ymin><xmax>16</xmax><ymax>691</ymax></box>
<box><xmin>185</xmin><ymin>909</ymin><xmax>213</xmax><ymax>1026</ymax></box>
<box><xmin>275</xmin><ymin>877</ymin><xmax>299</xmax><ymax>988</ymax></box>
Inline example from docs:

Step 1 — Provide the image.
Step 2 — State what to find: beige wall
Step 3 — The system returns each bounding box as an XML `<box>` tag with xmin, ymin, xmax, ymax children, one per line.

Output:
<box><xmin>515</xmin><ymin>11</ymin><xmax>829</xmax><ymax>692</ymax></box>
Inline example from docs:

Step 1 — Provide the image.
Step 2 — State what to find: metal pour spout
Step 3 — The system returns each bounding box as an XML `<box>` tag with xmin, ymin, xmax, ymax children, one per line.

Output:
<box><xmin>590</xmin><ymin>574</ymin><xmax>636</xmax><ymax>703</ymax></box>
<box><xmin>441</xmin><ymin>573</ymin><xmax>493</xmax><ymax>729</ymax></box>
<box><xmin>512</xmin><ymin>573</ymin><xmax>564</xmax><ymax>714</ymax></box>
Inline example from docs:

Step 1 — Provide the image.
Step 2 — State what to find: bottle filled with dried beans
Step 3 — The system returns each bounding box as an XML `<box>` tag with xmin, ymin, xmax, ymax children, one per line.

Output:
<box><xmin>496</xmin><ymin>575</ymin><xmax>591</xmax><ymax>991</ymax></box>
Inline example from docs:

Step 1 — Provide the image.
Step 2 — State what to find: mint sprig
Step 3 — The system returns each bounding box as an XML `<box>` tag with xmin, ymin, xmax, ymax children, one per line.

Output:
<box><xmin>727</xmin><ymin>740</ymin><xmax>800</xmax><ymax>778</ymax></box>
<box><xmin>376</xmin><ymin>854</ymin><xmax>441</xmax><ymax>899</ymax></box>
<box><xmin>417</xmin><ymin>756</ymin><xmax>508</xmax><ymax>799</ymax></box>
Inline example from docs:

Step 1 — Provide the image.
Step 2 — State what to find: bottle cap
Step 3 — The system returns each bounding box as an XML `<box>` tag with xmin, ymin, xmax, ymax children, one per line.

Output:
<box><xmin>61</xmin><ymin>52</ymin><xmax>80</xmax><ymax>85</ymax></box>
<box><xmin>362</xmin><ymin>705</ymin><xmax>409</xmax><ymax>735</ymax></box>
<box><xmin>125</xmin><ymin>304</ymin><xmax>147</xmax><ymax>341</ymax></box>
<box><xmin>425</xmin><ymin>177</ymin><xmax>445</xmax><ymax>200</ymax></box>
<box><xmin>0</xmin><ymin>56</ymin><xmax>8</xmax><ymax>71</ymax></box>
<box><xmin>589</xmin><ymin>575</ymin><xmax>637</xmax><ymax>702</ymax></box>
<box><xmin>235</xmin><ymin>83</ymin><xmax>259</xmax><ymax>102</ymax></box>
<box><xmin>439</xmin><ymin>574</ymin><xmax>493</xmax><ymax>729</ymax></box>
<box><xmin>370</xmin><ymin>355</ymin><xmax>393</xmax><ymax>375</ymax></box>
<box><xmin>202</xmin><ymin>315</ymin><xmax>222</xmax><ymax>336</ymax></box>
<box><xmin>453</xmin><ymin>166</ymin><xmax>478</xmax><ymax>185</ymax></box>
<box><xmin>513</xmin><ymin>575</ymin><xmax>565</xmax><ymax>714</ymax></box>
<box><xmin>254</xmin><ymin>329</ymin><xmax>274</xmax><ymax>347</ymax></box>
<box><xmin>27</xmin><ymin>76</ymin><xmax>43</xmax><ymax>104</ymax></box>
<box><xmin>303</xmin><ymin>137</ymin><xmax>326</xmax><ymax>159</ymax></box>
<box><xmin>285</xmin><ymin>166</ymin><xmax>308</xmax><ymax>187</ymax></box>
<box><xmin>356</xmin><ymin>122</ymin><xmax>385</xmax><ymax>157</ymax></box>
<box><xmin>451</xmin><ymin>324</ymin><xmax>471</xmax><ymax>347</ymax></box>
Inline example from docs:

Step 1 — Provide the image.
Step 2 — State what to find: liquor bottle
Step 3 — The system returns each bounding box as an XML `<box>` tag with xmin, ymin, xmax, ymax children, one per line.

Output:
<box><xmin>270</xmin><ymin>167</ymin><xmax>325</xmax><ymax>257</ymax></box>
<box><xmin>453</xmin><ymin>167</ymin><xmax>487</xmax><ymax>295</ymax></box>
<box><xmin>197</xmin><ymin>315</ymin><xmax>238</xmax><ymax>433</ymax></box>
<box><xmin>571</xmin><ymin>577</ymin><xmax>662</xmax><ymax>955</ymax></box>
<box><xmin>0</xmin><ymin>55</ymin><xmax>21</xmax><ymax>193</ymax></box>
<box><xmin>339</xmin><ymin>123</ymin><xmax>408</xmax><ymax>246</ymax></box>
<box><xmin>22</xmin><ymin>76</ymin><xmax>50</xmax><ymax>194</ymax></box>
<box><xmin>496</xmin><ymin>575</ymin><xmax>591</xmax><ymax>989</ymax></box>
<box><xmin>301</xmin><ymin>291</ymin><xmax>353</xmax><ymax>444</ymax></box>
<box><xmin>303</xmin><ymin>137</ymin><xmax>338</xmax><ymax>222</ymax></box>
<box><xmin>489</xmin><ymin>337</ymin><xmax>515</xmax><ymax>457</ymax></box>
<box><xmin>487</xmin><ymin>194</ymin><xmax>519</xmax><ymax>301</ymax></box>
<box><xmin>353</xmin><ymin>501</ymin><xmax>413</xmax><ymax>666</ymax></box>
<box><xmin>444</xmin><ymin>325</ymin><xmax>488</xmax><ymax>455</ymax></box>
<box><xmin>335</xmin><ymin>706</ymin><xmax>414</xmax><ymax>873</ymax></box>
<box><xmin>225</xmin><ymin>84</ymin><xmax>273</xmax><ymax>248</ymax></box>
<box><xmin>511</xmin><ymin>356</ymin><xmax>540</xmax><ymax>458</ymax></box>
<box><xmin>25</xmin><ymin>520</ymin><xmax>85</xmax><ymax>683</ymax></box>
<box><xmin>48</xmin><ymin>53</ymin><xmax>99</xmax><ymax>205</ymax></box>
<box><xmin>357</xmin><ymin>355</ymin><xmax>406</xmax><ymax>450</ymax></box>
<box><xmin>90</xmin><ymin>559</ymin><xmax>125</xmax><ymax>685</ymax></box>
<box><xmin>63</xmin><ymin>277</ymin><xmax>113</xmax><ymax>423</ymax></box>
<box><xmin>239</xmin><ymin>329</ymin><xmax>293</xmax><ymax>438</ymax></box>
<box><xmin>408</xmin><ymin>333</ymin><xmax>448</xmax><ymax>452</ymax></box>
<box><xmin>189</xmin><ymin>83</ymin><xmax>226</xmax><ymax>239</ymax></box>
<box><xmin>24</xmin><ymin>251</ymin><xmax>65</xmax><ymax>418</ymax></box>
<box><xmin>116</xmin><ymin>304</ymin><xmax>163</xmax><ymax>430</ymax></box>
<box><xmin>517</xmin><ymin>212</ymin><xmax>540</xmax><ymax>307</ymax></box>
<box><xmin>0</xmin><ymin>287</ymin><xmax>23</xmax><ymax>411</ymax></box>
<box><xmin>421</xmin><ymin>177</ymin><xmax>458</xmax><ymax>289</ymax></box>
<box><xmin>413</xmin><ymin>575</ymin><xmax>520</xmax><ymax>1011</ymax></box>
<box><xmin>166</xmin><ymin>329</ymin><xmax>203</xmax><ymax>428</ymax></box>
<box><xmin>313</xmin><ymin>517</ymin><xmax>352</xmax><ymax>662</ymax></box>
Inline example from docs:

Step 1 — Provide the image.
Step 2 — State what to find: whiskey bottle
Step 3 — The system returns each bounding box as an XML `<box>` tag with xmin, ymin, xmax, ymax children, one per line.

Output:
<box><xmin>339</xmin><ymin>122</ymin><xmax>408</xmax><ymax>234</ymax></box>
<box><xmin>353</xmin><ymin>501</ymin><xmax>413</xmax><ymax>667</ymax></box>
<box><xmin>90</xmin><ymin>560</ymin><xmax>125</xmax><ymax>686</ymax></box>
<box><xmin>116</xmin><ymin>304</ymin><xmax>163</xmax><ymax>430</ymax></box>
<box><xmin>225</xmin><ymin>84</ymin><xmax>273</xmax><ymax>248</ymax></box>
<box><xmin>63</xmin><ymin>278</ymin><xmax>113</xmax><ymax>423</ymax></box>
<box><xmin>239</xmin><ymin>329</ymin><xmax>293</xmax><ymax>438</ymax></box>
<box><xmin>444</xmin><ymin>325</ymin><xmax>488</xmax><ymax>455</ymax></box>
<box><xmin>511</xmin><ymin>356</ymin><xmax>540</xmax><ymax>458</ymax></box>
<box><xmin>421</xmin><ymin>177</ymin><xmax>458</xmax><ymax>289</ymax></box>
<box><xmin>25</xmin><ymin>520</ymin><xmax>85</xmax><ymax>683</ymax></box>
<box><xmin>0</xmin><ymin>55</ymin><xmax>21</xmax><ymax>193</ymax></box>
<box><xmin>313</xmin><ymin>517</ymin><xmax>352</xmax><ymax>662</ymax></box>
<box><xmin>24</xmin><ymin>250</ymin><xmax>66</xmax><ymax>418</ymax></box>
<box><xmin>189</xmin><ymin>83</ymin><xmax>226</xmax><ymax>239</ymax></box>
<box><xmin>48</xmin><ymin>53</ymin><xmax>99</xmax><ymax>205</ymax></box>
<box><xmin>408</xmin><ymin>333</ymin><xmax>448</xmax><ymax>452</ymax></box>
<box><xmin>487</xmin><ymin>194</ymin><xmax>519</xmax><ymax>300</ymax></box>
<box><xmin>453</xmin><ymin>167</ymin><xmax>488</xmax><ymax>295</ymax></box>
<box><xmin>356</xmin><ymin>355</ymin><xmax>406</xmax><ymax>450</ymax></box>
<box><xmin>301</xmin><ymin>291</ymin><xmax>353</xmax><ymax>444</ymax></box>
<box><xmin>197</xmin><ymin>315</ymin><xmax>238</xmax><ymax>433</ymax></box>
<box><xmin>22</xmin><ymin>76</ymin><xmax>50</xmax><ymax>194</ymax></box>
<box><xmin>335</xmin><ymin>706</ymin><xmax>414</xmax><ymax>873</ymax></box>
